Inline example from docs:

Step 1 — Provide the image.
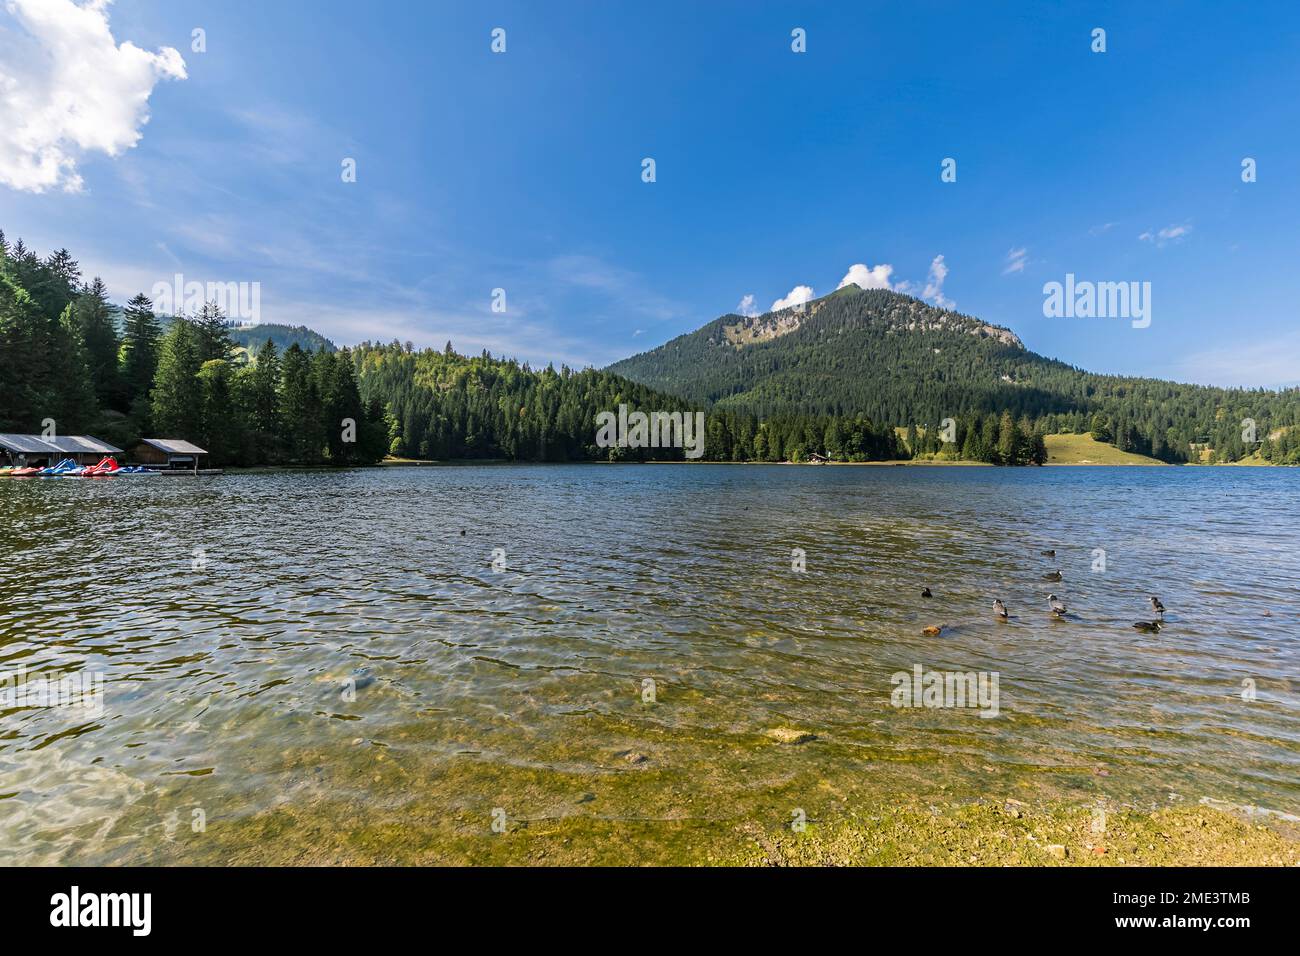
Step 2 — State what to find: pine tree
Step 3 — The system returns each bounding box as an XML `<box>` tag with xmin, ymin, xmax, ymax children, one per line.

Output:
<box><xmin>75</xmin><ymin>277</ymin><xmax>123</xmax><ymax>409</ymax></box>
<box><xmin>53</xmin><ymin>303</ymin><xmax>98</xmax><ymax>431</ymax></box>
<box><xmin>194</xmin><ymin>301</ymin><xmax>234</xmax><ymax>362</ymax></box>
<box><xmin>151</xmin><ymin>319</ymin><xmax>203</xmax><ymax>438</ymax></box>
<box><xmin>120</xmin><ymin>293</ymin><xmax>161</xmax><ymax>411</ymax></box>
<box><xmin>280</xmin><ymin>344</ymin><xmax>322</xmax><ymax>462</ymax></box>
<box><xmin>245</xmin><ymin>339</ymin><xmax>282</xmax><ymax>435</ymax></box>
<box><xmin>197</xmin><ymin>359</ymin><xmax>239</xmax><ymax>463</ymax></box>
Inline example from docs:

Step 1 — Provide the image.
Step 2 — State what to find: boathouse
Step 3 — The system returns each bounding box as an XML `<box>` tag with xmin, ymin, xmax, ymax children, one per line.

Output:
<box><xmin>0</xmin><ymin>434</ymin><xmax>123</xmax><ymax>467</ymax></box>
<box><xmin>129</xmin><ymin>439</ymin><xmax>210</xmax><ymax>473</ymax></box>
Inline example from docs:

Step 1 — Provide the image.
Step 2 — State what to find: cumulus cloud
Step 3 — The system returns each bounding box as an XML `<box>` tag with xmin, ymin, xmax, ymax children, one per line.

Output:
<box><xmin>922</xmin><ymin>255</ymin><xmax>954</xmax><ymax>309</ymax></box>
<box><xmin>1139</xmin><ymin>223</ymin><xmax>1192</xmax><ymax>246</ymax></box>
<box><xmin>1002</xmin><ymin>247</ymin><xmax>1028</xmax><ymax>275</ymax></box>
<box><xmin>837</xmin><ymin>262</ymin><xmax>895</xmax><ymax>291</ymax></box>
<box><xmin>0</xmin><ymin>0</ymin><xmax>186</xmax><ymax>193</ymax></box>
<box><xmin>758</xmin><ymin>257</ymin><xmax>951</xmax><ymax>314</ymax></box>
<box><xmin>771</xmin><ymin>284</ymin><xmax>814</xmax><ymax>312</ymax></box>
<box><xmin>735</xmin><ymin>293</ymin><xmax>759</xmax><ymax>317</ymax></box>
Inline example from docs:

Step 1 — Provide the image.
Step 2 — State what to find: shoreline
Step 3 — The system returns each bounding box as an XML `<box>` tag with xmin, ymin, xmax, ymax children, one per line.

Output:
<box><xmin>97</xmin><ymin>797</ymin><xmax>1300</xmax><ymax>867</ymax></box>
<box><xmin>207</xmin><ymin>458</ymin><xmax>1300</xmax><ymax>473</ymax></box>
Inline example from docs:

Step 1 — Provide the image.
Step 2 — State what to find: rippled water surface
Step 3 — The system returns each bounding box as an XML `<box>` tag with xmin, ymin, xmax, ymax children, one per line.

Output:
<box><xmin>1</xmin><ymin>464</ymin><xmax>1297</xmax><ymax>863</ymax></box>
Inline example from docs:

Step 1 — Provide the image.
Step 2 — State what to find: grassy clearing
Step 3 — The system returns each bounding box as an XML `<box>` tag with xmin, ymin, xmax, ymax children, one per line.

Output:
<box><xmin>1043</xmin><ymin>433</ymin><xmax>1165</xmax><ymax>465</ymax></box>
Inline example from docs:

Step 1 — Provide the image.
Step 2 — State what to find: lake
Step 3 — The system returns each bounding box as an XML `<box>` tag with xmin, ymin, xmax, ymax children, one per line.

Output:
<box><xmin>1</xmin><ymin>464</ymin><xmax>1297</xmax><ymax>864</ymax></box>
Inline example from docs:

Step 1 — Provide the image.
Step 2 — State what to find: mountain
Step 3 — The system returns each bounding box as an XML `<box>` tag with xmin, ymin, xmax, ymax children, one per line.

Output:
<box><xmin>145</xmin><ymin>318</ymin><xmax>337</xmax><ymax>359</ymax></box>
<box><xmin>228</xmin><ymin>323</ymin><xmax>336</xmax><ymax>357</ymax></box>
<box><xmin>607</xmin><ymin>285</ymin><xmax>1300</xmax><ymax>463</ymax></box>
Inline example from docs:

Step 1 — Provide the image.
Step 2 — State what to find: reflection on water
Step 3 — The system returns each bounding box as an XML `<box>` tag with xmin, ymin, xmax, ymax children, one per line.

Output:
<box><xmin>1</xmin><ymin>464</ymin><xmax>1297</xmax><ymax>863</ymax></box>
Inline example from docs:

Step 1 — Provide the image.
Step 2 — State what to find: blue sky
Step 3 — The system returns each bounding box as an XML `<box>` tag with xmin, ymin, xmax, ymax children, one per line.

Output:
<box><xmin>2</xmin><ymin>0</ymin><xmax>1298</xmax><ymax>386</ymax></box>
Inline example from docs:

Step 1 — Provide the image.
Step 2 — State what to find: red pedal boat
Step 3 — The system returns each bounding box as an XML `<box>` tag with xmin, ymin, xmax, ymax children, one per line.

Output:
<box><xmin>82</xmin><ymin>457</ymin><xmax>122</xmax><ymax>477</ymax></box>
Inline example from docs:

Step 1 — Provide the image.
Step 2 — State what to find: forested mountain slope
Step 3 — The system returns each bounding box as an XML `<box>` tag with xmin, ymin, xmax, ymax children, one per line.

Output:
<box><xmin>607</xmin><ymin>285</ymin><xmax>1300</xmax><ymax>463</ymax></box>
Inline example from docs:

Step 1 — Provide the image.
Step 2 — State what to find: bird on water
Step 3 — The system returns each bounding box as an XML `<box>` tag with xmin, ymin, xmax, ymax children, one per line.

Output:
<box><xmin>1048</xmin><ymin>594</ymin><xmax>1067</xmax><ymax>618</ymax></box>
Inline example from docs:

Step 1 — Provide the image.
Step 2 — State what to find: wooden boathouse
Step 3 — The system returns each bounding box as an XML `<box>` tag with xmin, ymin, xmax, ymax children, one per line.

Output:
<box><xmin>128</xmin><ymin>439</ymin><xmax>212</xmax><ymax>474</ymax></box>
<box><xmin>0</xmin><ymin>434</ymin><xmax>123</xmax><ymax>467</ymax></box>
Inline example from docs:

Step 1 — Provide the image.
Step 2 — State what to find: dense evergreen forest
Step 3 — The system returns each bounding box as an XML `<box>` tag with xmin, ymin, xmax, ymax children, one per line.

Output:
<box><xmin>0</xmin><ymin>231</ymin><xmax>388</xmax><ymax>466</ymax></box>
<box><xmin>609</xmin><ymin>286</ymin><xmax>1300</xmax><ymax>464</ymax></box>
<box><xmin>351</xmin><ymin>340</ymin><xmax>906</xmax><ymax>462</ymax></box>
<box><xmin>5</xmin><ymin>231</ymin><xmax>1297</xmax><ymax>468</ymax></box>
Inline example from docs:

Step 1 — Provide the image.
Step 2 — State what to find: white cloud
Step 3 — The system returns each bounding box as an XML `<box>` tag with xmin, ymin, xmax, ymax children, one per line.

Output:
<box><xmin>0</xmin><ymin>0</ymin><xmax>186</xmax><ymax>193</ymax></box>
<box><xmin>735</xmin><ymin>293</ymin><xmax>759</xmax><ymax>317</ymax></box>
<box><xmin>771</xmin><ymin>284</ymin><xmax>814</xmax><ymax>312</ymax></box>
<box><xmin>1002</xmin><ymin>247</ymin><xmax>1028</xmax><ymax>275</ymax></box>
<box><xmin>1167</xmin><ymin>328</ymin><xmax>1300</xmax><ymax>389</ymax></box>
<box><xmin>837</xmin><ymin>262</ymin><xmax>895</xmax><ymax>291</ymax></box>
<box><xmin>1139</xmin><ymin>223</ymin><xmax>1192</xmax><ymax>246</ymax></box>
<box><xmin>922</xmin><ymin>255</ymin><xmax>954</xmax><ymax>309</ymax></box>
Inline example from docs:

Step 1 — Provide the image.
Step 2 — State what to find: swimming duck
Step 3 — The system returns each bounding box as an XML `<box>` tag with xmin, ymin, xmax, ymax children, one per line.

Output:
<box><xmin>1041</xmin><ymin>549</ymin><xmax>1056</xmax><ymax>558</ymax></box>
<box><xmin>1149</xmin><ymin>596</ymin><xmax>1165</xmax><ymax>617</ymax></box>
<box><xmin>1048</xmin><ymin>594</ymin><xmax>1067</xmax><ymax>618</ymax></box>
<box><xmin>922</xmin><ymin>625</ymin><xmax>944</xmax><ymax>637</ymax></box>
<box><xmin>993</xmin><ymin>599</ymin><xmax>1009</xmax><ymax>620</ymax></box>
<box><xmin>1042</xmin><ymin>570</ymin><xmax>1063</xmax><ymax>582</ymax></box>
<box><xmin>921</xmin><ymin>587</ymin><xmax>933</xmax><ymax>598</ymax></box>
<box><xmin>1132</xmin><ymin>621</ymin><xmax>1163</xmax><ymax>633</ymax></box>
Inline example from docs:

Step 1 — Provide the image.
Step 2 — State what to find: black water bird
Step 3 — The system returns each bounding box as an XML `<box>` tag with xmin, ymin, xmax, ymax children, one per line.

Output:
<box><xmin>1149</xmin><ymin>596</ymin><xmax>1165</xmax><ymax>617</ymax></box>
<box><xmin>1041</xmin><ymin>550</ymin><xmax>1056</xmax><ymax>558</ymax></box>
<box><xmin>994</xmin><ymin>599</ymin><xmax>1009</xmax><ymax>620</ymax></box>
<box><xmin>1042</xmin><ymin>570</ymin><xmax>1063</xmax><ymax>582</ymax></box>
<box><xmin>1132</xmin><ymin>621</ymin><xmax>1163</xmax><ymax>633</ymax></box>
<box><xmin>921</xmin><ymin>587</ymin><xmax>933</xmax><ymax>598</ymax></box>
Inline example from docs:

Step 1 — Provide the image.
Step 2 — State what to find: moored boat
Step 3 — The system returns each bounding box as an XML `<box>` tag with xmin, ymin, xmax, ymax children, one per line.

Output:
<box><xmin>37</xmin><ymin>458</ymin><xmax>78</xmax><ymax>476</ymax></box>
<box><xmin>83</xmin><ymin>457</ymin><xmax>122</xmax><ymax>477</ymax></box>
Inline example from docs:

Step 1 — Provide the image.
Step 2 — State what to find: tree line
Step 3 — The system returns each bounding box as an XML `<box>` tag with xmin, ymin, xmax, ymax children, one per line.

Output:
<box><xmin>352</xmin><ymin>341</ymin><xmax>910</xmax><ymax>463</ymax></box>
<box><xmin>0</xmin><ymin>231</ymin><xmax>389</xmax><ymax>466</ymax></box>
<box><xmin>9</xmin><ymin>231</ymin><xmax>1293</xmax><ymax>467</ymax></box>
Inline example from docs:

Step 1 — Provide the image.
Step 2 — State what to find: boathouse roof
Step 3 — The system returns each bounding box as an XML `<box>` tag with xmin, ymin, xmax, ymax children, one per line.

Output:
<box><xmin>138</xmin><ymin>438</ymin><xmax>209</xmax><ymax>456</ymax></box>
<box><xmin>0</xmin><ymin>434</ymin><xmax>123</xmax><ymax>455</ymax></box>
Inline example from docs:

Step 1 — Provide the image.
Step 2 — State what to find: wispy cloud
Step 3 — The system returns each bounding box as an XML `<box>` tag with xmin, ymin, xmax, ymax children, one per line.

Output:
<box><xmin>1139</xmin><ymin>222</ymin><xmax>1192</xmax><ymax>246</ymax></box>
<box><xmin>922</xmin><ymin>255</ymin><xmax>954</xmax><ymax>309</ymax></box>
<box><xmin>735</xmin><ymin>293</ymin><xmax>759</xmax><ymax>317</ymax></box>
<box><xmin>1167</xmin><ymin>328</ymin><xmax>1300</xmax><ymax>389</ymax></box>
<box><xmin>1002</xmin><ymin>247</ymin><xmax>1028</xmax><ymax>275</ymax></box>
<box><xmin>0</xmin><ymin>0</ymin><xmax>186</xmax><ymax>193</ymax></box>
